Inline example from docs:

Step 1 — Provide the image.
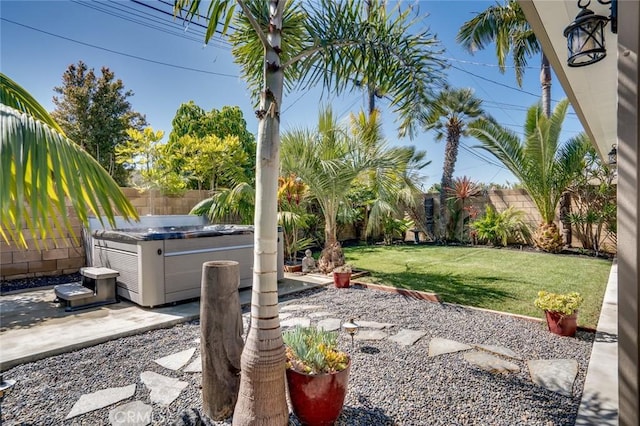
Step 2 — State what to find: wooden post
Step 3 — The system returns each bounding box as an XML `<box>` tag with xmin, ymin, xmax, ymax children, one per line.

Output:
<box><xmin>200</xmin><ymin>261</ymin><xmax>244</xmax><ymax>420</ymax></box>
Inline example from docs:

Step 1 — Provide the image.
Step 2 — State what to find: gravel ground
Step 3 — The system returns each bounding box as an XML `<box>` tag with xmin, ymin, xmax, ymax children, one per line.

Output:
<box><xmin>1</xmin><ymin>273</ymin><xmax>81</xmax><ymax>295</ymax></box>
<box><xmin>1</xmin><ymin>285</ymin><xmax>594</xmax><ymax>425</ymax></box>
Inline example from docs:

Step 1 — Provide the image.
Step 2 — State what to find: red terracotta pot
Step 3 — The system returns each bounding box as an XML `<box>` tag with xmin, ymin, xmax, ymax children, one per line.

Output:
<box><xmin>286</xmin><ymin>360</ymin><xmax>351</xmax><ymax>426</ymax></box>
<box><xmin>545</xmin><ymin>310</ymin><xmax>578</xmax><ymax>337</ymax></box>
<box><xmin>333</xmin><ymin>272</ymin><xmax>351</xmax><ymax>288</ymax></box>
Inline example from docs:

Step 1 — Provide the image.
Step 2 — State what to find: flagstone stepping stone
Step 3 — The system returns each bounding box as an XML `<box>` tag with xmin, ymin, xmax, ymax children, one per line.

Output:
<box><xmin>527</xmin><ymin>359</ymin><xmax>578</xmax><ymax>397</ymax></box>
<box><xmin>140</xmin><ymin>371</ymin><xmax>188</xmax><ymax>405</ymax></box>
<box><xmin>66</xmin><ymin>384</ymin><xmax>136</xmax><ymax>419</ymax></box>
<box><xmin>474</xmin><ymin>344</ymin><xmax>523</xmax><ymax>360</ymax></box>
<box><xmin>354</xmin><ymin>320</ymin><xmax>394</xmax><ymax>329</ymax></box>
<box><xmin>317</xmin><ymin>318</ymin><xmax>342</xmax><ymax>331</ymax></box>
<box><xmin>109</xmin><ymin>400</ymin><xmax>152</xmax><ymax>426</ymax></box>
<box><xmin>280</xmin><ymin>317</ymin><xmax>311</xmax><ymax>328</ymax></box>
<box><xmin>154</xmin><ymin>348</ymin><xmax>196</xmax><ymax>371</ymax></box>
<box><xmin>279</xmin><ymin>313</ymin><xmax>293</xmax><ymax>320</ymax></box>
<box><xmin>308</xmin><ymin>311</ymin><xmax>333</xmax><ymax>318</ymax></box>
<box><xmin>463</xmin><ymin>351</ymin><xmax>520</xmax><ymax>374</ymax></box>
<box><xmin>354</xmin><ymin>330</ymin><xmax>387</xmax><ymax>341</ymax></box>
<box><xmin>193</xmin><ymin>338</ymin><xmax>200</xmax><ymax>344</ymax></box>
<box><xmin>279</xmin><ymin>304</ymin><xmax>324</xmax><ymax>312</ymax></box>
<box><xmin>428</xmin><ymin>338</ymin><xmax>472</xmax><ymax>357</ymax></box>
<box><xmin>389</xmin><ymin>329</ymin><xmax>427</xmax><ymax>346</ymax></box>
<box><xmin>183</xmin><ymin>355</ymin><xmax>202</xmax><ymax>373</ymax></box>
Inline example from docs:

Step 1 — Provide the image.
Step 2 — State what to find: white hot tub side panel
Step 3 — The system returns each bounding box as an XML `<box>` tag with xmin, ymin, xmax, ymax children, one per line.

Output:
<box><xmin>163</xmin><ymin>234</ymin><xmax>255</xmax><ymax>304</ymax></box>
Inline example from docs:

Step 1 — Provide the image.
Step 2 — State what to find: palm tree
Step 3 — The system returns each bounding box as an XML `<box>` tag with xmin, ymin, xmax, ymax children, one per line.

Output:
<box><xmin>457</xmin><ymin>0</ymin><xmax>552</xmax><ymax>117</ymax></box>
<box><xmin>174</xmin><ymin>0</ymin><xmax>443</xmax><ymax>424</ymax></box>
<box><xmin>175</xmin><ymin>0</ymin><xmax>445</xmax><ymax>422</ymax></box>
<box><xmin>0</xmin><ymin>73</ymin><xmax>138</xmax><ymax>248</ymax></box>
<box><xmin>349</xmin><ymin>109</ymin><xmax>428</xmax><ymax>241</ymax></box>
<box><xmin>423</xmin><ymin>87</ymin><xmax>483</xmax><ymax>240</ymax></box>
<box><xmin>468</xmin><ymin>99</ymin><xmax>590</xmax><ymax>253</ymax></box>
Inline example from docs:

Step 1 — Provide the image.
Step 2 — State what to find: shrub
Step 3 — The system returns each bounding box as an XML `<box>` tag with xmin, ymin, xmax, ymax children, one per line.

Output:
<box><xmin>534</xmin><ymin>291</ymin><xmax>584</xmax><ymax>316</ymax></box>
<box><xmin>471</xmin><ymin>205</ymin><xmax>531</xmax><ymax>247</ymax></box>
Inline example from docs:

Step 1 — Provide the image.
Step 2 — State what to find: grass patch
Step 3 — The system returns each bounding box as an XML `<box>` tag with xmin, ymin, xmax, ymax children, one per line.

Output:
<box><xmin>344</xmin><ymin>245</ymin><xmax>612</xmax><ymax>329</ymax></box>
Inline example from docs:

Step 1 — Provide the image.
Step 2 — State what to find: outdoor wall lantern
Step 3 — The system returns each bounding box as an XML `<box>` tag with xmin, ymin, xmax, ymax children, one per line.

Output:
<box><xmin>608</xmin><ymin>144</ymin><xmax>617</xmax><ymax>165</ymax></box>
<box><xmin>564</xmin><ymin>0</ymin><xmax>617</xmax><ymax>67</ymax></box>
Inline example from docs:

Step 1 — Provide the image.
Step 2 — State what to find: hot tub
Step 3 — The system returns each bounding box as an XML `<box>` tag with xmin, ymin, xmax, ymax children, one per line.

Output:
<box><xmin>87</xmin><ymin>216</ymin><xmax>284</xmax><ymax>307</ymax></box>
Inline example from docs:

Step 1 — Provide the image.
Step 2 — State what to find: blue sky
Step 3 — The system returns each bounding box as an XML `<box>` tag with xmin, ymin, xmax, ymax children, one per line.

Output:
<box><xmin>1</xmin><ymin>0</ymin><xmax>585</xmax><ymax>188</ymax></box>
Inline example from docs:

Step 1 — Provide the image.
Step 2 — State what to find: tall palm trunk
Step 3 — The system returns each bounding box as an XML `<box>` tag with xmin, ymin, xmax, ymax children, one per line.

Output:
<box><xmin>439</xmin><ymin>123</ymin><xmax>461</xmax><ymax>239</ymax></box>
<box><xmin>540</xmin><ymin>53</ymin><xmax>551</xmax><ymax>118</ymax></box>
<box><xmin>233</xmin><ymin>2</ymin><xmax>288</xmax><ymax>424</ymax></box>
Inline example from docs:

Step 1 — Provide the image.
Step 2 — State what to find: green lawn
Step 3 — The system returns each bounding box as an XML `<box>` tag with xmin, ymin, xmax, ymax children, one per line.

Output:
<box><xmin>344</xmin><ymin>245</ymin><xmax>612</xmax><ymax>329</ymax></box>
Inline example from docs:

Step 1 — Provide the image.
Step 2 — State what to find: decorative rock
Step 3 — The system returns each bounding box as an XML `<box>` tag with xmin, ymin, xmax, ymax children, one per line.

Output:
<box><xmin>140</xmin><ymin>371</ymin><xmax>188</xmax><ymax>405</ymax></box>
<box><xmin>280</xmin><ymin>317</ymin><xmax>311</xmax><ymax>328</ymax></box>
<box><xmin>527</xmin><ymin>359</ymin><xmax>578</xmax><ymax>397</ymax></box>
<box><xmin>154</xmin><ymin>348</ymin><xmax>196</xmax><ymax>371</ymax></box>
<box><xmin>389</xmin><ymin>329</ymin><xmax>427</xmax><ymax>346</ymax></box>
<box><xmin>66</xmin><ymin>384</ymin><xmax>136</xmax><ymax>419</ymax></box>
<box><xmin>108</xmin><ymin>401</ymin><xmax>152</xmax><ymax>426</ymax></box>
<box><xmin>183</xmin><ymin>355</ymin><xmax>202</xmax><ymax>373</ymax></box>
<box><xmin>429</xmin><ymin>338</ymin><xmax>472</xmax><ymax>357</ymax></box>
<box><xmin>463</xmin><ymin>351</ymin><xmax>520</xmax><ymax>374</ymax></box>
<box><xmin>279</xmin><ymin>304</ymin><xmax>324</xmax><ymax>312</ymax></box>
<box><xmin>173</xmin><ymin>408</ymin><xmax>204</xmax><ymax>425</ymax></box>
<box><xmin>317</xmin><ymin>318</ymin><xmax>342</xmax><ymax>331</ymax></box>
<box><xmin>474</xmin><ymin>344</ymin><xmax>522</xmax><ymax>360</ymax></box>
<box><xmin>308</xmin><ymin>311</ymin><xmax>333</xmax><ymax>318</ymax></box>
<box><xmin>355</xmin><ymin>320</ymin><xmax>394</xmax><ymax>329</ymax></box>
<box><xmin>354</xmin><ymin>330</ymin><xmax>387</xmax><ymax>341</ymax></box>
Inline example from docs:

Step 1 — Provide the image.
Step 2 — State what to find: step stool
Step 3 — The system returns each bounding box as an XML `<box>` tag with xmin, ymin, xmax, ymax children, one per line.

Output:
<box><xmin>54</xmin><ymin>267</ymin><xmax>119</xmax><ymax>312</ymax></box>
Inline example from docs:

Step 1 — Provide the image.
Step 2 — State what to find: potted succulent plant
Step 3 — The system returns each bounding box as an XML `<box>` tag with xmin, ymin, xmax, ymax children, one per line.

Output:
<box><xmin>283</xmin><ymin>326</ymin><xmax>351</xmax><ymax>426</ymax></box>
<box><xmin>534</xmin><ymin>290</ymin><xmax>584</xmax><ymax>337</ymax></box>
<box><xmin>332</xmin><ymin>264</ymin><xmax>352</xmax><ymax>288</ymax></box>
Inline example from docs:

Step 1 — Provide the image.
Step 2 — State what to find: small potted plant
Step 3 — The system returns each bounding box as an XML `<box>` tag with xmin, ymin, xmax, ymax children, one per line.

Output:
<box><xmin>534</xmin><ymin>290</ymin><xmax>584</xmax><ymax>337</ymax></box>
<box><xmin>283</xmin><ymin>326</ymin><xmax>351</xmax><ymax>426</ymax></box>
<box><xmin>332</xmin><ymin>264</ymin><xmax>352</xmax><ymax>288</ymax></box>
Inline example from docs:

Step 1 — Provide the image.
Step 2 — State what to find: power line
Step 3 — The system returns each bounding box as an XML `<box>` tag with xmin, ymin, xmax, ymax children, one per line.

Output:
<box><xmin>1</xmin><ymin>18</ymin><xmax>238</xmax><ymax>78</ymax></box>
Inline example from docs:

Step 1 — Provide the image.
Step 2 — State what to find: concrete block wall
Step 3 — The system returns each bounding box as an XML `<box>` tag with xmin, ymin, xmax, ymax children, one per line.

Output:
<box><xmin>0</xmin><ymin>189</ymin><xmax>209</xmax><ymax>281</ymax></box>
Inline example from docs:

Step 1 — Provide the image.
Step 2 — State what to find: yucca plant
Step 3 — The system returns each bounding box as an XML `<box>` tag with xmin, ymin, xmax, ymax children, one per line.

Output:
<box><xmin>283</xmin><ymin>326</ymin><xmax>349</xmax><ymax>375</ymax></box>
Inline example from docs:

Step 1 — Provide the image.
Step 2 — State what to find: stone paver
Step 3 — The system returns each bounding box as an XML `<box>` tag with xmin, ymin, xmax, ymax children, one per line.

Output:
<box><xmin>354</xmin><ymin>320</ymin><xmax>394</xmax><ymax>329</ymax></box>
<box><xmin>527</xmin><ymin>359</ymin><xmax>578</xmax><ymax>397</ymax></box>
<box><xmin>280</xmin><ymin>317</ymin><xmax>311</xmax><ymax>328</ymax></box>
<box><xmin>474</xmin><ymin>344</ymin><xmax>522</xmax><ymax>360</ymax></box>
<box><xmin>429</xmin><ymin>338</ymin><xmax>472</xmax><ymax>357</ymax></box>
<box><xmin>463</xmin><ymin>351</ymin><xmax>520</xmax><ymax>374</ymax></box>
<box><xmin>389</xmin><ymin>329</ymin><xmax>427</xmax><ymax>346</ymax></box>
<box><xmin>109</xmin><ymin>401</ymin><xmax>152</xmax><ymax>426</ymax></box>
<box><xmin>140</xmin><ymin>371</ymin><xmax>188</xmax><ymax>405</ymax></box>
<box><xmin>279</xmin><ymin>304</ymin><xmax>324</xmax><ymax>312</ymax></box>
<box><xmin>154</xmin><ymin>348</ymin><xmax>196</xmax><ymax>371</ymax></box>
<box><xmin>278</xmin><ymin>313</ymin><xmax>293</xmax><ymax>320</ymax></box>
<box><xmin>182</xmin><ymin>355</ymin><xmax>202</xmax><ymax>373</ymax></box>
<box><xmin>354</xmin><ymin>330</ymin><xmax>387</xmax><ymax>341</ymax></box>
<box><xmin>66</xmin><ymin>384</ymin><xmax>136</xmax><ymax>419</ymax></box>
<box><xmin>317</xmin><ymin>318</ymin><xmax>342</xmax><ymax>332</ymax></box>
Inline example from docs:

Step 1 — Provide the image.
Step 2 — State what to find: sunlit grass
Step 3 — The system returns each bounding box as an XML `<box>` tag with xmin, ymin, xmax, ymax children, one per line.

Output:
<box><xmin>344</xmin><ymin>245</ymin><xmax>612</xmax><ymax>329</ymax></box>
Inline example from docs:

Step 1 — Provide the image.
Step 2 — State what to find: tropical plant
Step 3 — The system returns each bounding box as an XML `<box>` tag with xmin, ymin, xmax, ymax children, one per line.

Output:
<box><xmin>278</xmin><ymin>174</ymin><xmax>314</xmax><ymax>263</ymax></box>
<box><xmin>457</xmin><ymin>0</ymin><xmax>552</xmax><ymax>117</ymax></box>
<box><xmin>0</xmin><ymin>73</ymin><xmax>138</xmax><ymax>248</ymax></box>
<box><xmin>175</xmin><ymin>0</ymin><xmax>445</xmax><ymax>421</ymax></box>
<box><xmin>283</xmin><ymin>326</ymin><xmax>349</xmax><ymax>375</ymax></box>
<box><xmin>190</xmin><ymin>181</ymin><xmax>255</xmax><ymax>224</ymax></box>
<box><xmin>471</xmin><ymin>205</ymin><xmax>531</xmax><ymax>247</ymax></box>
<box><xmin>534</xmin><ymin>290</ymin><xmax>584</xmax><ymax>316</ymax></box>
<box><xmin>422</xmin><ymin>87</ymin><xmax>484</xmax><ymax>239</ymax></box>
<box><xmin>446</xmin><ymin>176</ymin><xmax>482</xmax><ymax>242</ymax></box>
<box><xmin>468</xmin><ymin>99</ymin><xmax>590</xmax><ymax>253</ymax></box>
<box><xmin>566</xmin><ymin>147</ymin><xmax>617</xmax><ymax>255</ymax></box>
<box><xmin>51</xmin><ymin>61</ymin><xmax>147</xmax><ymax>185</ymax></box>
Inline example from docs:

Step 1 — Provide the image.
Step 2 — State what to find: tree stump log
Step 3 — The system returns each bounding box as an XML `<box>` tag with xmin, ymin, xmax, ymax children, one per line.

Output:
<box><xmin>200</xmin><ymin>261</ymin><xmax>244</xmax><ymax>421</ymax></box>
